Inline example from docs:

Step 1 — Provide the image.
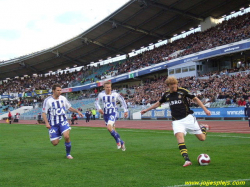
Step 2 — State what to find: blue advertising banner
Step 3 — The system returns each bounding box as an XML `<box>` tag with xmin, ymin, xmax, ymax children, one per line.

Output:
<box><xmin>112</xmin><ymin>75</ymin><xmax>128</xmax><ymax>83</ymax></box>
<box><xmin>141</xmin><ymin>107</ymin><xmax>246</xmax><ymax>119</ymax></box>
<box><xmin>72</xmin><ymin>83</ymin><xmax>97</xmax><ymax>92</ymax></box>
<box><xmin>16</xmin><ymin>92</ymin><xmax>52</xmax><ymax>98</ymax></box>
<box><xmin>138</xmin><ymin>64</ymin><xmax>167</xmax><ymax>76</ymax></box>
<box><xmin>0</xmin><ymin>95</ymin><xmax>10</xmax><ymax>99</ymax></box>
<box><xmin>166</xmin><ymin>40</ymin><xmax>250</xmax><ymax>68</ymax></box>
<box><xmin>192</xmin><ymin>107</ymin><xmax>245</xmax><ymax>118</ymax></box>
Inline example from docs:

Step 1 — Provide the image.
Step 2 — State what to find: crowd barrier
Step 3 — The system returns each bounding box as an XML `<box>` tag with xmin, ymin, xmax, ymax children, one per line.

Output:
<box><xmin>141</xmin><ymin>107</ymin><xmax>247</xmax><ymax>120</ymax></box>
<box><xmin>18</xmin><ymin>112</ymin><xmax>129</xmax><ymax>120</ymax></box>
<box><xmin>11</xmin><ymin>108</ymin><xmax>247</xmax><ymax>121</ymax></box>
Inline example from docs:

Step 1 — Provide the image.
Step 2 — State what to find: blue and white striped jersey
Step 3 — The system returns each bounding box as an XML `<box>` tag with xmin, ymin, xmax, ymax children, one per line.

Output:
<box><xmin>95</xmin><ymin>91</ymin><xmax>128</xmax><ymax>115</ymax></box>
<box><xmin>42</xmin><ymin>95</ymin><xmax>71</xmax><ymax>126</ymax></box>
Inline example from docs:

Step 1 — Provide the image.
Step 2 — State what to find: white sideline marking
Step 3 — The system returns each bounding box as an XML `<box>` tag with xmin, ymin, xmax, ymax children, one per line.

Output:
<box><xmin>72</xmin><ymin>127</ymin><xmax>250</xmax><ymax>139</ymax></box>
<box><xmin>20</xmin><ymin>125</ymin><xmax>250</xmax><ymax>138</ymax></box>
<box><xmin>16</xmin><ymin>125</ymin><xmax>250</xmax><ymax>139</ymax></box>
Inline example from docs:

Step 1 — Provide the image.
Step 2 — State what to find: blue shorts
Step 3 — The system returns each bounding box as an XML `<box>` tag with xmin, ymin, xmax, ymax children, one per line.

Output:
<box><xmin>104</xmin><ymin>113</ymin><xmax>117</xmax><ymax>126</ymax></box>
<box><xmin>48</xmin><ymin>121</ymin><xmax>71</xmax><ymax>141</ymax></box>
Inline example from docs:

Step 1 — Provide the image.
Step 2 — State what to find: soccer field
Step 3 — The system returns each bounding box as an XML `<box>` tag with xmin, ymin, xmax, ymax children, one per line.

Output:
<box><xmin>0</xmin><ymin>123</ymin><xmax>249</xmax><ymax>187</ymax></box>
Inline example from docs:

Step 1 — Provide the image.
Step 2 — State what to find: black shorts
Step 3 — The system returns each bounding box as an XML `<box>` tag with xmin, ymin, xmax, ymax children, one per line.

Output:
<box><xmin>8</xmin><ymin>117</ymin><xmax>12</xmax><ymax>120</ymax></box>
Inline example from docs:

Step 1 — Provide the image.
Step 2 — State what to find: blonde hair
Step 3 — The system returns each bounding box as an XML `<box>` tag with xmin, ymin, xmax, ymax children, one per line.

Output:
<box><xmin>165</xmin><ymin>76</ymin><xmax>178</xmax><ymax>85</ymax></box>
<box><xmin>103</xmin><ymin>81</ymin><xmax>112</xmax><ymax>87</ymax></box>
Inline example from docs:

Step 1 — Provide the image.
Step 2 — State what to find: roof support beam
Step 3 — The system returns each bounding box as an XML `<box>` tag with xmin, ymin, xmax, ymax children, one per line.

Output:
<box><xmin>0</xmin><ymin>67</ymin><xmax>22</xmax><ymax>74</ymax></box>
<box><xmin>39</xmin><ymin>59</ymin><xmax>72</xmax><ymax>72</ymax></box>
<box><xmin>149</xmin><ymin>2</ymin><xmax>204</xmax><ymax>21</ymax></box>
<box><xmin>117</xmin><ymin>34</ymin><xmax>147</xmax><ymax>52</ymax></box>
<box><xmin>163</xmin><ymin>19</ymin><xmax>193</xmax><ymax>38</ymax></box>
<box><xmin>150</xmin><ymin>15</ymin><xmax>179</xmax><ymax>38</ymax></box>
<box><xmin>95</xmin><ymin>5</ymin><xmax>146</xmax><ymax>41</ymax></box>
<box><xmin>0</xmin><ymin>65</ymin><xmax>36</xmax><ymax>75</ymax></box>
<box><xmin>60</xmin><ymin>55</ymin><xmax>82</xmax><ymax>66</ymax></box>
<box><xmin>26</xmin><ymin>64</ymin><xmax>40</xmax><ymax>73</ymax></box>
<box><xmin>119</xmin><ymin>3</ymin><xmax>146</xmax><ymax>23</ymax></box>
<box><xmin>18</xmin><ymin>61</ymin><xmax>42</xmax><ymax>74</ymax></box>
<box><xmin>81</xmin><ymin>37</ymin><xmax>126</xmax><ymax>55</ymax></box>
<box><xmin>51</xmin><ymin>50</ymin><xmax>82</xmax><ymax>66</ymax></box>
<box><xmin>199</xmin><ymin>0</ymin><xmax>233</xmax><ymax>18</ymax></box>
<box><xmin>107</xmin><ymin>19</ymin><xmax>163</xmax><ymax>39</ymax></box>
<box><xmin>75</xmin><ymin>27</ymin><xmax>148</xmax><ymax>61</ymax></box>
<box><xmin>75</xmin><ymin>31</ymin><xmax>133</xmax><ymax>61</ymax></box>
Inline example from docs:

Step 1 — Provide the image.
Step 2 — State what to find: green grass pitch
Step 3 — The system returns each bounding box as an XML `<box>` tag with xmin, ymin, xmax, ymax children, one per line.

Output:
<box><xmin>0</xmin><ymin>123</ymin><xmax>249</xmax><ymax>187</ymax></box>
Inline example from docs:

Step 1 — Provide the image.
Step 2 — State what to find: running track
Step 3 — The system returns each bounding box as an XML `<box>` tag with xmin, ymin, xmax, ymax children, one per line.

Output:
<box><xmin>1</xmin><ymin>119</ymin><xmax>249</xmax><ymax>134</ymax></box>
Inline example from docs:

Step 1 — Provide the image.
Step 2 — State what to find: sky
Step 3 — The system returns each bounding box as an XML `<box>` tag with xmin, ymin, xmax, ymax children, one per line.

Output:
<box><xmin>0</xmin><ymin>0</ymin><xmax>130</xmax><ymax>61</ymax></box>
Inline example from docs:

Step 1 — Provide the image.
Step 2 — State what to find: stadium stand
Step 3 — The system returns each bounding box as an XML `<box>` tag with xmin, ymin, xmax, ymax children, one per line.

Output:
<box><xmin>68</xmin><ymin>11</ymin><xmax>250</xmax><ymax>87</ymax></box>
<box><xmin>0</xmin><ymin>9</ymin><xmax>250</xmax><ymax>120</ymax></box>
<box><xmin>1</xmin><ymin>11</ymin><xmax>249</xmax><ymax>94</ymax></box>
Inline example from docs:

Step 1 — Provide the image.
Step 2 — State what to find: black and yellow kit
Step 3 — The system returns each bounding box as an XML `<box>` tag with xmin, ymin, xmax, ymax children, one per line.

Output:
<box><xmin>159</xmin><ymin>87</ymin><xmax>195</xmax><ymax>120</ymax></box>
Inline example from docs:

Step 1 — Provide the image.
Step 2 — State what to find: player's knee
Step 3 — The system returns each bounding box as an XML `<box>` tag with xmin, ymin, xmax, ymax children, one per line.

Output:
<box><xmin>199</xmin><ymin>136</ymin><xmax>206</xmax><ymax>141</ymax></box>
<box><xmin>64</xmin><ymin>135</ymin><xmax>70</xmax><ymax>141</ymax></box>
<box><xmin>51</xmin><ymin>141</ymin><xmax>59</xmax><ymax>146</ymax></box>
<box><xmin>107</xmin><ymin>125</ymin><xmax>113</xmax><ymax>132</ymax></box>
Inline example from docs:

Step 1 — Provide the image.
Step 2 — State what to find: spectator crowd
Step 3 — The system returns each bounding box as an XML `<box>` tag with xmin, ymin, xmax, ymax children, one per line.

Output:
<box><xmin>0</xmin><ymin>71</ymin><xmax>78</xmax><ymax>96</ymax></box>
<box><xmin>54</xmin><ymin>11</ymin><xmax>250</xmax><ymax>87</ymax></box>
<box><xmin>0</xmin><ymin>11</ymin><xmax>250</xmax><ymax>111</ymax></box>
<box><xmin>122</xmin><ymin>70</ymin><xmax>250</xmax><ymax>108</ymax></box>
<box><xmin>72</xmin><ymin>11</ymin><xmax>250</xmax><ymax>85</ymax></box>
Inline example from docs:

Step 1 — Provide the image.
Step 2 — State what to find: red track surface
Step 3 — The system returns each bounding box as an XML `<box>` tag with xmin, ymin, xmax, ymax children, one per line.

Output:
<box><xmin>1</xmin><ymin>119</ymin><xmax>249</xmax><ymax>134</ymax></box>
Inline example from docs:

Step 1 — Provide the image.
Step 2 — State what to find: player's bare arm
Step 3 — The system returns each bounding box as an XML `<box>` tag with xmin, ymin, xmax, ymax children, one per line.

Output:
<box><xmin>42</xmin><ymin>112</ymin><xmax>51</xmax><ymax>129</ymax></box>
<box><xmin>141</xmin><ymin>101</ymin><xmax>161</xmax><ymax>114</ymax></box>
<box><xmin>193</xmin><ymin>97</ymin><xmax>211</xmax><ymax>116</ymax></box>
<box><xmin>124</xmin><ymin>112</ymin><xmax>128</xmax><ymax>118</ymax></box>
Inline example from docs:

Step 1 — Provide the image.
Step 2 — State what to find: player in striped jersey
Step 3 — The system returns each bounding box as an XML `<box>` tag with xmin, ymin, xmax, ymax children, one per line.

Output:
<box><xmin>42</xmin><ymin>84</ymin><xmax>84</xmax><ymax>159</ymax></box>
<box><xmin>95</xmin><ymin>81</ymin><xmax>128</xmax><ymax>151</ymax></box>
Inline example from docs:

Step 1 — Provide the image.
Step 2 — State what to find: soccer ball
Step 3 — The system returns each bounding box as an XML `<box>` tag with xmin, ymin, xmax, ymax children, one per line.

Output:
<box><xmin>197</xmin><ymin>153</ymin><xmax>210</xmax><ymax>166</ymax></box>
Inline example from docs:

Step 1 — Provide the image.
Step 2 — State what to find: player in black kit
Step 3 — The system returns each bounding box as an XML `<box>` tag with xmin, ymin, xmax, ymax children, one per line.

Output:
<box><xmin>141</xmin><ymin>76</ymin><xmax>211</xmax><ymax>167</ymax></box>
<box><xmin>245</xmin><ymin>97</ymin><xmax>250</xmax><ymax>127</ymax></box>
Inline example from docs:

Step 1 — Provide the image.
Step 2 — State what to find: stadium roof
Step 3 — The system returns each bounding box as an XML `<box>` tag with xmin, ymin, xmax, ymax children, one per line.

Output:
<box><xmin>1</xmin><ymin>0</ymin><xmax>250</xmax><ymax>80</ymax></box>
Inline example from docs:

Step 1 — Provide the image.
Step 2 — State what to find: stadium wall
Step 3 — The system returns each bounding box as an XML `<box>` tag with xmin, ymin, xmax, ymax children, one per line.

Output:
<box><xmin>140</xmin><ymin>107</ymin><xmax>246</xmax><ymax>120</ymax></box>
